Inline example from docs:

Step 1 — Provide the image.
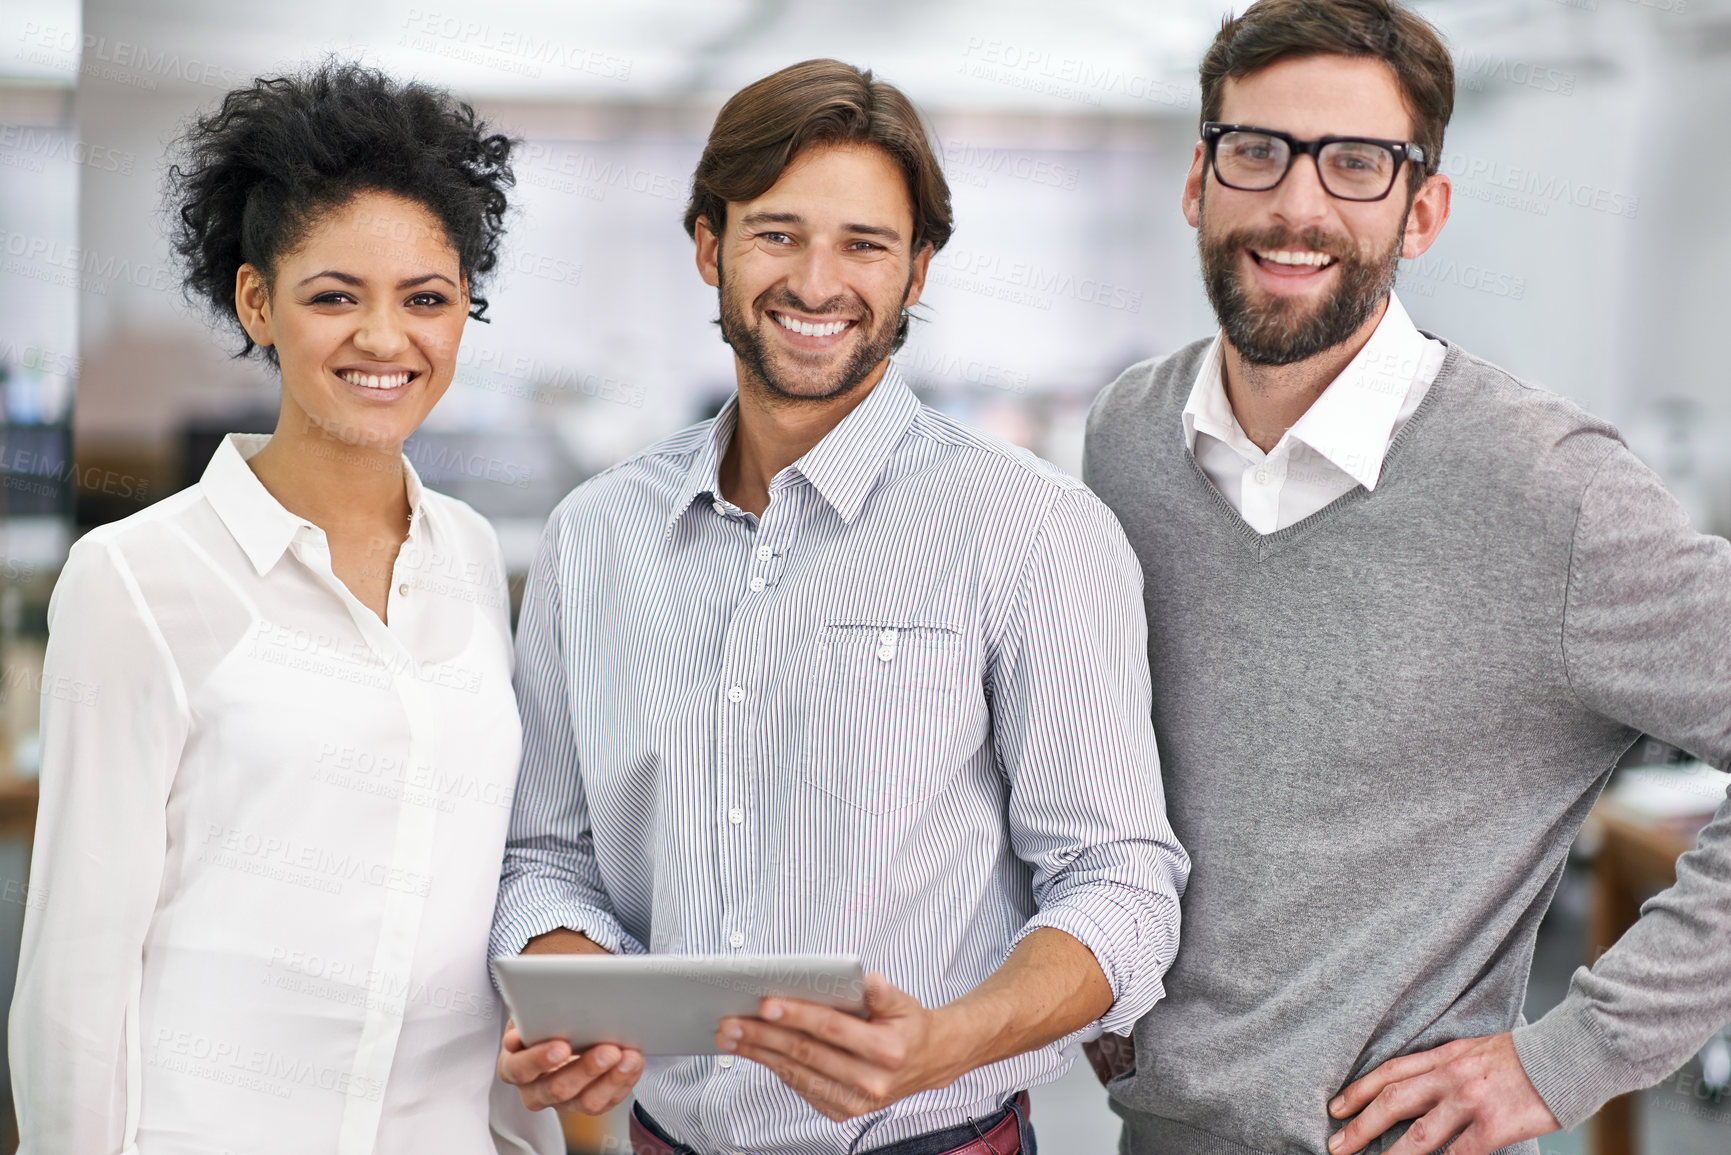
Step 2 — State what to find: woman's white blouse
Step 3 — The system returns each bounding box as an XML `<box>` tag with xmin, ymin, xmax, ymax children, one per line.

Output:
<box><xmin>9</xmin><ymin>434</ymin><xmax>559</xmax><ymax>1155</ymax></box>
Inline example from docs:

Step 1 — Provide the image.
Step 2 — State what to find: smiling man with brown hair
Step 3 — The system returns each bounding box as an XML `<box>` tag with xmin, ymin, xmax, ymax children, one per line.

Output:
<box><xmin>490</xmin><ymin>59</ymin><xmax>1189</xmax><ymax>1155</ymax></box>
<box><xmin>1084</xmin><ymin>2</ymin><xmax>1731</xmax><ymax>1154</ymax></box>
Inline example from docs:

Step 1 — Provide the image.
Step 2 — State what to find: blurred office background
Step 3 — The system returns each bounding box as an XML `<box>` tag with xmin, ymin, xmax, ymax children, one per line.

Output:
<box><xmin>1</xmin><ymin>0</ymin><xmax>1728</xmax><ymax>1150</ymax></box>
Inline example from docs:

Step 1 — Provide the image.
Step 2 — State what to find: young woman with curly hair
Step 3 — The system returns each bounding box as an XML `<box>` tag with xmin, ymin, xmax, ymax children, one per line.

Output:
<box><xmin>9</xmin><ymin>61</ymin><xmax>559</xmax><ymax>1155</ymax></box>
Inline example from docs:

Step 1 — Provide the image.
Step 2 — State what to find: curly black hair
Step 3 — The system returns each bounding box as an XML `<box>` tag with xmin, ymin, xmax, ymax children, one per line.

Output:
<box><xmin>166</xmin><ymin>59</ymin><xmax>516</xmax><ymax>364</ymax></box>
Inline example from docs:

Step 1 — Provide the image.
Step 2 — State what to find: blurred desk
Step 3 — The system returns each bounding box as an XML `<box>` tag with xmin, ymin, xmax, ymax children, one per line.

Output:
<box><xmin>0</xmin><ymin>778</ymin><xmax>35</xmax><ymax>841</ymax></box>
<box><xmin>0</xmin><ymin>775</ymin><xmax>35</xmax><ymax>1155</ymax></box>
<box><xmin>562</xmin><ymin>1105</ymin><xmax>627</xmax><ymax>1154</ymax></box>
<box><xmin>1586</xmin><ymin>799</ymin><xmax>1711</xmax><ymax>1155</ymax></box>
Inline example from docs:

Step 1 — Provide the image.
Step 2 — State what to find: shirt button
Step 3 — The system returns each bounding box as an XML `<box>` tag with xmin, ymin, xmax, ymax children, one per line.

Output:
<box><xmin>748</xmin><ymin>576</ymin><xmax>766</xmax><ymax>593</ymax></box>
<box><xmin>1253</xmin><ymin>469</ymin><xmax>1271</xmax><ymax>485</ymax></box>
<box><xmin>755</xmin><ymin>545</ymin><xmax>773</xmax><ymax>562</ymax></box>
<box><xmin>877</xmin><ymin>647</ymin><xmax>895</xmax><ymax>662</ymax></box>
<box><xmin>729</xmin><ymin>931</ymin><xmax>744</xmax><ymax>948</ymax></box>
<box><xmin>397</xmin><ymin>583</ymin><xmax>409</xmax><ymax>597</ymax></box>
<box><xmin>879</xmin><ymin>629</ymin><xmax>896</xmax><ymax>644</ymax></box>
<box><xmin>726</xmin><ymin>686</ymin><xmax>745</xmax><ymax>704</ymax></box>
<box><xmin>728</xmin><ymin>807</ymin><xmax>743</xmax><ymax>824</ymax></box>
<box><xmin>712</xmin><ymin>500</ymin><xmax>727</xmax><ymax>514</ymax></box>
<box><xmin>718</xmin><ymin>1055</ymin><xmax>735</xmax><ymax>1069</ymax></box>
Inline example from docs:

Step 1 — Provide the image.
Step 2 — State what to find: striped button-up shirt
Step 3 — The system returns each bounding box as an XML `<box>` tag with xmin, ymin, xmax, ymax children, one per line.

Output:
<box><xmin>493</xmin><ymin>365</ymin><xmax>1189</xmax><ymax>1153</ymax></box>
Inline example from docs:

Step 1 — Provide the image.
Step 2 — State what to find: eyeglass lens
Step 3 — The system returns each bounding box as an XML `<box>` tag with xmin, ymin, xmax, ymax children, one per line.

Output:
<box><xmin>1214</xmin><ymin>130</ymin><xmax>1397</xmax><ymax>200</ymax></box>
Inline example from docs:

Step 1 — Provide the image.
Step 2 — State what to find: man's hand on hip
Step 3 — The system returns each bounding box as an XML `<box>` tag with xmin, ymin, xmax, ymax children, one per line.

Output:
<box><xmin>1326</xmin><ymin>1032</ymin><xmax>1559</xmax><ymax>1155</ymax></box>
<box><xmin>718</xmin><ymin>973</ymin><xmax>966</xmax><ymax>1121</ymax></box>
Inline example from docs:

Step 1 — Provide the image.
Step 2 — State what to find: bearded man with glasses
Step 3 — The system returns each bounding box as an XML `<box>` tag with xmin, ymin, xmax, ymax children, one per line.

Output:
<box><xmin>1082</xmin><ymin>2</ymin><xmax>1731</xmax><ymax>1155</ymax></box>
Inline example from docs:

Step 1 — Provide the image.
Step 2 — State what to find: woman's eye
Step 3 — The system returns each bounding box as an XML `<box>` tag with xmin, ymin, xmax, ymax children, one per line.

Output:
<box><xmin>407</xmin><ymin>292</ymin><xmax>447</xmax><ymax>307</ymax></box>
<box><xmin>310</xmin><ymin>291</ymin><xmax>354</xmax><ymax>305</ymax></box>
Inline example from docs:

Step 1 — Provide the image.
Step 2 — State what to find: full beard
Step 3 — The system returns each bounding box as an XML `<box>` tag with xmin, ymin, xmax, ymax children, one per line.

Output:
<box><xmin>716</xmin><ymin>264</ymin><xmax>909</xmax><ymax>404</ymax></box>
<box><xmin>1198</xmin><ymin>204</ymin><xmax>1404</xmax><ymax>367</ymax></box>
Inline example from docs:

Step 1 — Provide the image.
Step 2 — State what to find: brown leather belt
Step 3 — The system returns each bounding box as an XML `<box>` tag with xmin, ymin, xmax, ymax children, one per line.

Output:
<box><xmin>627</xmin><ymin>1091</ymin><xmax>1031</xmax><ymax>1154</ymax></box>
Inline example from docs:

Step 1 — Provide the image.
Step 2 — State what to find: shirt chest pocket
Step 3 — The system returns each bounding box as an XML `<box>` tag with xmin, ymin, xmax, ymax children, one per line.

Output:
<box><xmin>798</xmin><ymin>621</ymin><xmax>969</xmax><ymax>815</ymax></box>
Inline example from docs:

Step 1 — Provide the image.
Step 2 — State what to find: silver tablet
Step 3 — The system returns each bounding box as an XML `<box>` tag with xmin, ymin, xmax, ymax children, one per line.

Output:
<box><xmin>492</xmin><ymin>953</ymin><xmax>868</xmax><ymax>1056</ymax></box>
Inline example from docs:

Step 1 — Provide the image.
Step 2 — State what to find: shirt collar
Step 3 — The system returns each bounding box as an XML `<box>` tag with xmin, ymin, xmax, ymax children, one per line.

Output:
<box><xmin>792</xmin><ymin>362</ymin><xmax>920</xmax><ymax>522</ymax></box>
<box><xmin>665</xmin><ymin>401</ymin><xmax>740</xmax><ymax>537</ymax></box>
<box><xmin>201</xmin><ymin>432</ymin><xmax>429</xmax><ymax>576</ymax></box>
<box><xmin>1287</xmin><ymin>292</ymin><xmax>1427</xmax><ymax>491</ymax></box>
<box><xmin>1181</xmin><ymin>291</ymin><xmax>1429</xmax><ymax>491</ymax></box>
<box><xmin>1181</xmin><ymin>335</ymin><xmax>1236</xmax><ymax>456</ymax></box>
<box><xmin>664</xmin><ymin>362</ymin><xmax>921</xmax><ymax>534</ymax></box>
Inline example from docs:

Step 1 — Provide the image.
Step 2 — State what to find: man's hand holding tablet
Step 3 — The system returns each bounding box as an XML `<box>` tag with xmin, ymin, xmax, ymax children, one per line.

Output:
<box><xmin>495</xmin><ymin>930</ymin><xmax>873</xmax><ymax>1115</ymax></box>
<box><xmin>717</xmin><ymin>972</ymin><xmax>964</xmax><ymax>1123</ymax></box>
<box><xmin>497</xmin><ymin>936</ymin><xmax>973</xmax><ymax>1123</ymax></box>
<box><xmin>718</xmin><ymin>927</ymin><xmax>1115</xmax><ymax>1122</ymax></box>
<box><xmin>497</xmin><ymin>929</ymin><xmax>645</xmax><ymax>1115</ymax></box>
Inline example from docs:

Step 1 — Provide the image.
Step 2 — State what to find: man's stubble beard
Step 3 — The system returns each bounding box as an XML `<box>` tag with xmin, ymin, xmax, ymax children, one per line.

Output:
<box><xmin>715</xmin><ymin>254</ymin><xmax>912</xmax><ymax>405</ymax></box>
<box><xmin>1197</xmin><ymin>186</ymin><xmax>1407</xmax><ymax>367</ymax></box>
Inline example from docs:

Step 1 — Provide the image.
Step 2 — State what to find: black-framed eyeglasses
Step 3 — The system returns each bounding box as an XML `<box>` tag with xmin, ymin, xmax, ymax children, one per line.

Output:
<box><xmin>1201</xmin><ymin>122</ymin><xmax>1426</xmax><ymax>202</ymax></box>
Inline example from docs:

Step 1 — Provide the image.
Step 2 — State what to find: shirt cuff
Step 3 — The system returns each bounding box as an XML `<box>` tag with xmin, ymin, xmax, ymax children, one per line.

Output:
<box><xmin>1511</xmin><ymin>998</ymin><xmax>1639</xmax><ymax>1130</ymax></box>
<box><xmin>489</xmin><ymin>899</ymin><xmax>636</xmax><ymax>963</ymax></box>
<box><xmin>1014</xmin><ymin>888</ymin><xmax>1175</xmax><ymax>1037</ymax></box>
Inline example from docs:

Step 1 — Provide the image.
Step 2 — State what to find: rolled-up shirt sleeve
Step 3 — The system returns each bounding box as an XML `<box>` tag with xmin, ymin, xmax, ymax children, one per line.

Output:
<box><xmin>988</xmin><ymin>487</ymin><xmax>1190</xmax><ymax>1036</ymax></box>
<box><xmin>10</xmin><ymin>539</ymin><xmax>188</xmax><ymax>1154</ymax></box>
<box><xmin>491</xmin><ymin>514</ymin><xmax>640</xmax><ymax>961</ymax></box>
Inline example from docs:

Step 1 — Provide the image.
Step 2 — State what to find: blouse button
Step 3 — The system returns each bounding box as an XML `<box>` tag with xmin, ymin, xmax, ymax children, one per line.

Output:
<box><xmin>398</xmin><ymin>583</ymin><xmax>409</xmax><ymax>597</ymax></box>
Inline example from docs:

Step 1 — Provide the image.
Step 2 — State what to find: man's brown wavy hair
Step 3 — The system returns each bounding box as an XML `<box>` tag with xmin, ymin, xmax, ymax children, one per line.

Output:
<box><xmin>683</xmin><ymin>59</ymin><xmax>953</xmax><ymax>349</ymax></box>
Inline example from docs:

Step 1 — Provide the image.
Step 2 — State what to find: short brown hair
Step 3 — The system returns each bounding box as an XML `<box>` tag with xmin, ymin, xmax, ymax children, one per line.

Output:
<box><xmin>1199</xmin><ymin>0</ymin><xmax>1454</xmax><ymax>188</ymax></box>
<box><xmin>683</xmin><ymin>59</ymin><xmax>953</xmax><ymax>255</ymax></box>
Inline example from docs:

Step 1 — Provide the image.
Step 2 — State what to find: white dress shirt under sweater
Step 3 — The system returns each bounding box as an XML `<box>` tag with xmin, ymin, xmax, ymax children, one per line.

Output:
<box><xmin>10</xmin><ymin>434</ymin><xmax>559</xmax><ymax>1155</ymax></box>
<box><xmin>1183</xmin><ymin>292</ymin><xmax>1447</xmax><ymax>533</ymax></box>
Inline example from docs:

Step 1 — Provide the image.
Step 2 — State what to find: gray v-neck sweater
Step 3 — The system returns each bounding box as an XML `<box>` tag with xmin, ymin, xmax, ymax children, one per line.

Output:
<box><xmin>1083</xmin><ymin>338</ymin><xmax>1731</xmax><ymax>1155</ymax></box>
